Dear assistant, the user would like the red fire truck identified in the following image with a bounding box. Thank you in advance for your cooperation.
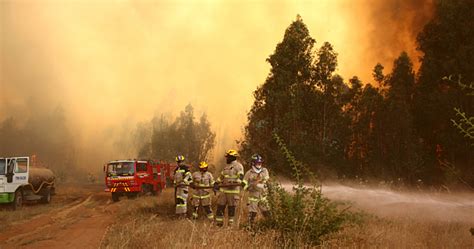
[104,159,175,202]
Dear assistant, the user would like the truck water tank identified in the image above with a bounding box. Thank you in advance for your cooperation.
[29,167,55,190]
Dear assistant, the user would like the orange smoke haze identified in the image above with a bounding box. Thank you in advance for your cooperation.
[0,0,434,169]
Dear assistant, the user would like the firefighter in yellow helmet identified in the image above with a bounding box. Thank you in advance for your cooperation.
[214,149,245,227]
[190,161,215,220]
[173,155,192,218]
[243,154,270,226]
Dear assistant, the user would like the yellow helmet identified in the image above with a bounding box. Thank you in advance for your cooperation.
[175,155,185,162]
[199,161,208,169]
[225,149,239,157]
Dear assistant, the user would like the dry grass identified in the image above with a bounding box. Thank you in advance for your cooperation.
[101,189,474,249]
[322,217,473,248]
[101,191,282,248]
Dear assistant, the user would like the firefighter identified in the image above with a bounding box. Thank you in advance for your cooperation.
[214,149,245,227]
[190,161,215,220]
[243,154,270,226]
[173,155,192,218]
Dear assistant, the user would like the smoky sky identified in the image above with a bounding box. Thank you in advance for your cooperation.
[0,0,434,167]
[366,0,435,74]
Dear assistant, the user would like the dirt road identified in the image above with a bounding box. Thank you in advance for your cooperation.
[0,184,117,249]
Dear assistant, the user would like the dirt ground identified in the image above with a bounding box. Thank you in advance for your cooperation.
[0,184,116,249]
[0,183,473,248]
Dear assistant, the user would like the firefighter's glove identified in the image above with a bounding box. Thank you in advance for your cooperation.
[213,182,220,192]
[241,181,246,188]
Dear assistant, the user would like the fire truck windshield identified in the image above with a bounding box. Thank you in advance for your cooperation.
[107,162,135,176]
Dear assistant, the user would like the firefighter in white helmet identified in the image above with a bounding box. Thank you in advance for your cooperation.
[243,154,270,226]
[173,155,192,218]
[214,149,245,227]
[190,161,215,220]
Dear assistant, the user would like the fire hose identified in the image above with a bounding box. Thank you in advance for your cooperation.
[175,183,243,195]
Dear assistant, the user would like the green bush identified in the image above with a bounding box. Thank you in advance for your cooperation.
[256,132,362,247]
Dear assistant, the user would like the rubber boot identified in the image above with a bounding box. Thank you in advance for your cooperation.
[204,205,214,220]
[192,206,199,220]
[215,205,225,227]
[228,206,236,226]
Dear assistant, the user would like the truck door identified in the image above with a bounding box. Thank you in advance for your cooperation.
[5,157,29,193]
[0,158,6,193]
[160,166,165,186]
[152,165,159,181]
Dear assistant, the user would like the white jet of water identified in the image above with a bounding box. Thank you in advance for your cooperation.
[281,183,474,222]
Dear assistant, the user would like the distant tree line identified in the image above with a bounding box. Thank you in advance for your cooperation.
[241,1,474,187]
[134,104,216,165]
[0,103,215,176]
[0,107,77,180]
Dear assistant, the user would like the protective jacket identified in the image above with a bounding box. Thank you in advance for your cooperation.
[244,166,270,213]
[215,160,244,226]
[174,165,192,215]
[191,171,215,219]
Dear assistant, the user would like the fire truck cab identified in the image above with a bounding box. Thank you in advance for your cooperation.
[104,159,173,202]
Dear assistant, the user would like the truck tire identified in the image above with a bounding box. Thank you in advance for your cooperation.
[11,189,23,210]
[40,188,52,204]
[144,184,152,195]
[112,192,120,202]
[138,184,149,197]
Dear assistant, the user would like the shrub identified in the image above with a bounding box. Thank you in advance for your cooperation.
[256,132,362,247]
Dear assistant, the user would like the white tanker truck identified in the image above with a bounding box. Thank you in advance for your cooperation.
[0,157,55,210]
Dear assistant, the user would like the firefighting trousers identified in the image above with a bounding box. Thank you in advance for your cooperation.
[247,191,269,213]
[215,192,240,225]
[191,194,213,219]
[175,187,188,214]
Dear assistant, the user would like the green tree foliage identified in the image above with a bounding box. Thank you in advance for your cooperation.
[382,53,425,182]
[244,7,473,187]
[452,107,474,145]
[139,104,216,164]
[445,75,474,145]
[313,43,350,168]
[259,133,360,246]
[242,16,316,174]
[372,63,385,87]
[242,16,350,176]
[345,76,385,177]
[344,54,425,183]
[414,0,474,184]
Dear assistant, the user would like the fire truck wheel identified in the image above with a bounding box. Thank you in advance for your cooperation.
[40,188,52,204]
[140,184,152,196]
[11,189,23,210]
[111,192,120,202]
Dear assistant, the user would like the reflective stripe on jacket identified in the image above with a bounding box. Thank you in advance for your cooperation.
[174,167,192,186]
[243,167,269,192]
[192,171,214,196]
[216,161,244,193]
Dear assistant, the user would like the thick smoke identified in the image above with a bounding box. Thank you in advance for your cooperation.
[0,0,435,173]
[365,0,435,76]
